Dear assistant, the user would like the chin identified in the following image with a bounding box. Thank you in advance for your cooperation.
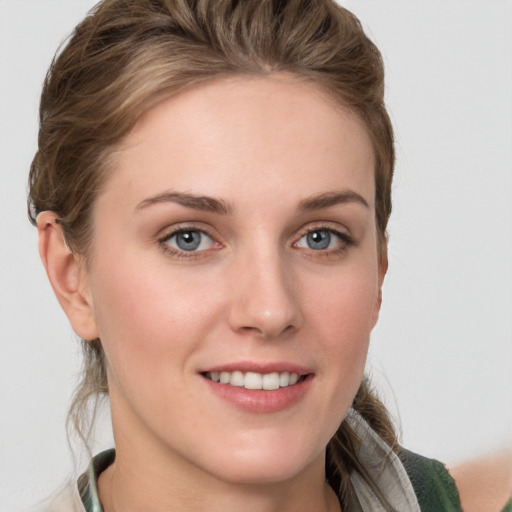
[208,459,315,486]
[198,435,327,486]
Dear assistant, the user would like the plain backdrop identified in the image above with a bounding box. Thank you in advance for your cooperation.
[1,1,511,510]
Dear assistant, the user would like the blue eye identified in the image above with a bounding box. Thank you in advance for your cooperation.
[164,229,214,252]
[296,228,349,251]
[306,230,331,250]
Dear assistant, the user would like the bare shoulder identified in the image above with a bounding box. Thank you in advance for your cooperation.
[449,450,512,512]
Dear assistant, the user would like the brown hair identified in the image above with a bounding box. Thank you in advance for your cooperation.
[28,0,396,508]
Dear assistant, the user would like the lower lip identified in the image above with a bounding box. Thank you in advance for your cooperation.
[201,375,313,413]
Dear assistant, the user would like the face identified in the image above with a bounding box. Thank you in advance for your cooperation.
[82,75,384,485]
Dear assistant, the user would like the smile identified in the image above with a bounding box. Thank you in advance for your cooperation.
[202,371,306,390]
[199,363,314,413]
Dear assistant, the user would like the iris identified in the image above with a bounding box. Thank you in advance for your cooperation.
[175,231,202,251]
[306,230,331,250]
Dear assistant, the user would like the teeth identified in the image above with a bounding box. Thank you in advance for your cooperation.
[244,372,263,390]
[205,370,303,390]
[262,372,280,390]
[230,371,244,387]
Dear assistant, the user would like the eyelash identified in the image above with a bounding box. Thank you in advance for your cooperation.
[294,225,354,257]
[158,225,220,259]
[157,224,353,259]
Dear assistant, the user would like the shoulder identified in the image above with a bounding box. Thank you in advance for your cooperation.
[398,448,462,512]
[449,451,512,512]
[399,448,512,512]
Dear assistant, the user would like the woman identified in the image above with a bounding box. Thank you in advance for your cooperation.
[26,0,511,511]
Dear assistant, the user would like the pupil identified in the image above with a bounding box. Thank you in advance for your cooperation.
[307,230,330,250]
[176,231,201,251]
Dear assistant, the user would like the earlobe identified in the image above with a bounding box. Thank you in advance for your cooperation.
[37,211,99,340]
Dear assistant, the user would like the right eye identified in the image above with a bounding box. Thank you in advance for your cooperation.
[161,228,216,254]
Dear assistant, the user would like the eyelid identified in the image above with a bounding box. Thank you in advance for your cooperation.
[158,223,209,241]
[295,221,351,240]
[158,223,222,258]
[292,223,354,254]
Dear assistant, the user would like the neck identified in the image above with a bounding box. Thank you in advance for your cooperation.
[98,433,341,512]
[99,461,341,512]
[98,388,343,512]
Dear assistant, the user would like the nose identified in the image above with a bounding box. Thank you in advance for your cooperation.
[227,248,303,340]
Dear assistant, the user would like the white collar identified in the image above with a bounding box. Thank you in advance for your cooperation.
[346,409,421,511]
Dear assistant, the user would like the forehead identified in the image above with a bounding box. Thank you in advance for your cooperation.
[103,74,375,209]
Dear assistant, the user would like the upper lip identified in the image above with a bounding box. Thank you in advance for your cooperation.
[199,361,313,376]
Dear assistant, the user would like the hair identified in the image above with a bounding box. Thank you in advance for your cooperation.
[28,0,396,508]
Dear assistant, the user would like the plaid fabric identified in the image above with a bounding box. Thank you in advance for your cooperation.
[398,449,461,511]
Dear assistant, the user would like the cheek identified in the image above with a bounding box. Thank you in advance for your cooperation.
[303,263,379,403]
[306,262,379,345]
[89,256,220,385]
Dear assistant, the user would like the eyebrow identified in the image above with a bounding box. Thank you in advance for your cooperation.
[136,189,368,215]
[298,191,369,212]
[136,191,232,215]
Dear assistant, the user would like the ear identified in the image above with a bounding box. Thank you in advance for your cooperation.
[372,246,388,327]
[37,211,99,340]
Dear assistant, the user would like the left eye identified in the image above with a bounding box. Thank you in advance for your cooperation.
[164,229,214,252]
[296,228,346,251]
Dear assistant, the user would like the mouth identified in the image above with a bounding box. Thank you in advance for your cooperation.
[201,370,308,390]
[198,362,314,413]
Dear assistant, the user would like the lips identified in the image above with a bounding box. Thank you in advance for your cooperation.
[199,363,313,413]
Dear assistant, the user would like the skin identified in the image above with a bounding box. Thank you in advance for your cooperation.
[38,75,386,512]
[450,451,512,512]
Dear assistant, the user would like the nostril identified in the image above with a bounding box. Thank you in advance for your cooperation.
[236,323,296,340]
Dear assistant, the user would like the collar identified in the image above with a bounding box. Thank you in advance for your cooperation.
[77,449,115,512]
